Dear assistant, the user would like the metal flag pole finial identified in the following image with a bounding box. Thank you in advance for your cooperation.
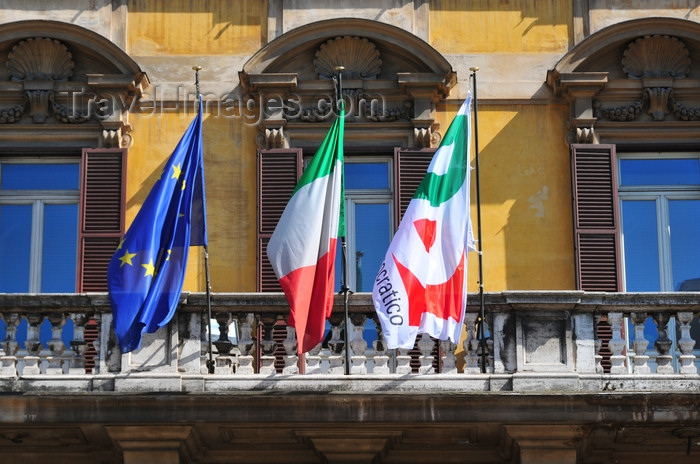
[192,65,215,375]
[470,67,487,374]
[193,65,202,105]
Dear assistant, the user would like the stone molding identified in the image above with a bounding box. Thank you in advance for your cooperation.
[0,20,148,149]
[547,17,700,146]
[240,18,456,149]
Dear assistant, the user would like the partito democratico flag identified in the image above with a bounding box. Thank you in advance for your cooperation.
[266,105,345,355]
[372,94,476,350]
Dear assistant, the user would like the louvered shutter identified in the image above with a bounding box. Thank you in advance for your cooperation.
[257,148,303,292]
[77,148,126,292]
[571,144,622,292]
[395,148,435,226]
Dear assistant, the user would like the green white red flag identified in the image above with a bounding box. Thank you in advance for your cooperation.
[373,95,475,349]
[266,107,345,354]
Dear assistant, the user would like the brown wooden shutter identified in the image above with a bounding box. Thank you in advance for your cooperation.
[77,148,126,292]
[257,148,303,292]
[570,144,622,292]
[394,148,435,226]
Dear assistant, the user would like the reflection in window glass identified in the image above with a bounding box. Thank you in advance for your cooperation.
[0,204,32,292]
[621,200,660,292]
[41,204,78,292]
[344,162,389,190]
[669,200,700,291]
[619,158,700,186]
[1,163,80,190]
[354,203,390,292]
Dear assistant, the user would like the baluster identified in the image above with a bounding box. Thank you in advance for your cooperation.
[371,315,390,374]
[417,333,434,374]
[305,343,323,374]
[481,314,494,373]
[653,313,674,374]
[463,313,480,374]
[440,340,457,374]
[326,316,345,375]
[42,314,66,375]
[258,316,277,376]
[593,314,603,374]
[607,312,627,374]
[213,313,235,374]
[282,325,299,374]
[92,313,103,375]
[18,315,42,376]
[395,348,412,375]
[630,313,650,374]
[349,314,367,374]
[236,314,255,375]
[68,313,88,374]
[677,312,697,375]
[1,314,19,376]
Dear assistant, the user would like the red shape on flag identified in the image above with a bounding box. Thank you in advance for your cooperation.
[278,238,338,354]
[393,251,466,327]
[413,218,437,252]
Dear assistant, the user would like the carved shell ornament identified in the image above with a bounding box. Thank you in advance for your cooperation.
[7,37,74,81]
[314,36,382,80]
[622,35,690,79]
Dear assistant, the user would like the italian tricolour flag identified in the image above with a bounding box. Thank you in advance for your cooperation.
[373,95,475,349]
[266,108,344,355]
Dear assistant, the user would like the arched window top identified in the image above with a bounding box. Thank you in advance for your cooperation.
[239,18,457,149]
[547,17,700,147]
[0,20,149,149]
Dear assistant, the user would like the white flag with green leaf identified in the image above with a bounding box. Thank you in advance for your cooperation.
[373,94,475,349]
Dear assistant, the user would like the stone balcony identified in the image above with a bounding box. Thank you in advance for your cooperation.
[1,291,699,393]
[2,291,700,464]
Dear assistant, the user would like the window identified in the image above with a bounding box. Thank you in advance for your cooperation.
[0,160,80,292]
[0,149,126,293]
[334,158,393,293]
[619,153,700,369]
[258,148,434,293]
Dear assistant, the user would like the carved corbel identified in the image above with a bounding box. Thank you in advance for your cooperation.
[558,72,608,138]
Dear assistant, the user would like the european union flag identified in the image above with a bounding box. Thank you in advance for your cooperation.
[107,103,207,354]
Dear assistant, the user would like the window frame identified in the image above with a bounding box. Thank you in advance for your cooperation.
[0,158,81,292]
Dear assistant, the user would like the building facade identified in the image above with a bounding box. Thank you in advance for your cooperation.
[1,1,699,463]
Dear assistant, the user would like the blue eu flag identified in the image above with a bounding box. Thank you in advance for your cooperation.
[107,103,207,353]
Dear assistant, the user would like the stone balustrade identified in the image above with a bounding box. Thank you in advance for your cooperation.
[0,291,698,393]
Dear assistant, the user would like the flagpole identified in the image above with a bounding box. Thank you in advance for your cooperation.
[192,66,215,375]
[470,67,487,374]
[333,66,351,376]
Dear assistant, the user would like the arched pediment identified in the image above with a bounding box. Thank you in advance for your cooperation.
[0,20,149,149]
[547,18,700,146]
[240,18,456,149]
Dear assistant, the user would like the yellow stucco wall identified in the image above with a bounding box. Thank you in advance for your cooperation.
[123,0,577,293]
[127,0,265,55]
[434,101,575,291]
[126,108,259,292]
[431,0,572,53]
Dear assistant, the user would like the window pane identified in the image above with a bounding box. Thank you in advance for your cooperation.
[669,200,700,291]
[621,200,660,291]
[41,204,78,292]
[345,162,389,190]
[0,204,32,292]
[354,203,391,292]
[1,163,80,190]
[620,159,700,186]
